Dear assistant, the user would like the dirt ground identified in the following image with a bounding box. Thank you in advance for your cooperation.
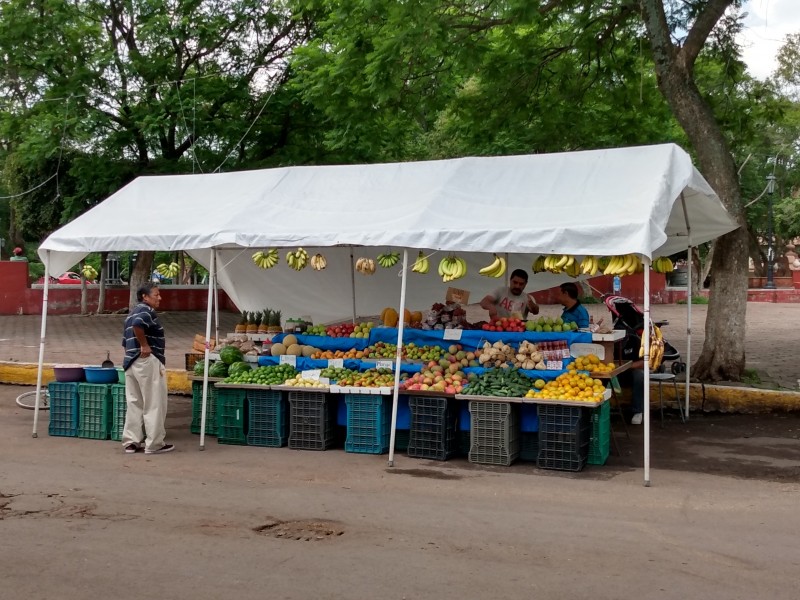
[2,383,799,600]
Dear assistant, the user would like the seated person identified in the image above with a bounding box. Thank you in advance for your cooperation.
[614,332,645,425]
[479,269,540,320]
[9,247,28,262]
[558,282,590,328]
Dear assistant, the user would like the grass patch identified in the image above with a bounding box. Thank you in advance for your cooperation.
[676,296,709,305]
[741,368,762,386]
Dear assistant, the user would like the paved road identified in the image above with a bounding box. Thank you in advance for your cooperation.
[1,303,798,388]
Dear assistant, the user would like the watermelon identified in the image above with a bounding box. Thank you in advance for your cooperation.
[193,360,207,376]
[208,361,229,378]
[219,346,244,365]
[228,361,251,377]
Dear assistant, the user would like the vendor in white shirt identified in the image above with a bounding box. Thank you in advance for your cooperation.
[480,269,540,320]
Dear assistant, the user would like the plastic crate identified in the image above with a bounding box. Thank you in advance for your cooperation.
[457,430,471,456]
[537,404,591,472]
[185,352,204,371]
[247,389,288,447]
[394,429,410,451]
[48,382,80,437]
[520,432,539,462]
[77,383,112,440]
[191,380,219,436]
[345,394,390,454]
[110,384,127,441]
[288,391,335,451]
[520,404,539,432]
[468,401,520,466]
[588,400,611,466]
[217,388,247,445]
[407,396,457,461]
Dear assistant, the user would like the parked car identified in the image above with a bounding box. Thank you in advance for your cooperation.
[36,271,97,285]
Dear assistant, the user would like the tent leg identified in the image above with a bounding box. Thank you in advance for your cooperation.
[199,250,216,451]
[214,277,220,349]
[32,252,51,438]
[643,256,651,487]
[349,248,357,324]
[387,249,408,467]
[685,246,692,420]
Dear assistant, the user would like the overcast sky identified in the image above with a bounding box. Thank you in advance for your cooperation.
[739,0,799,80]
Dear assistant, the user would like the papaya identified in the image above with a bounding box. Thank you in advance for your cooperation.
[411,311,423,323]
[403,309,412,324]
[382,307,399,327]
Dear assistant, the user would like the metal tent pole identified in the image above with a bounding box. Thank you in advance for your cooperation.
[32,251,51,438]
[643,256,652,487]
[387,249,409,467]
[199,250,216,450]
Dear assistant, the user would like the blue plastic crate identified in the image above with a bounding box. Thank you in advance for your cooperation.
[247,389,288,447]
[48,382,80,437]
[345,394,391,454]
[458,401,471,431]
[520,404,539,432]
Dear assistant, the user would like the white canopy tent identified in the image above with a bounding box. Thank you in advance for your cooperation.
[35,143,738,485]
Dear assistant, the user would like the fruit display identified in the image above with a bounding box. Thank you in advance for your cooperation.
[362,342,398,359]
[305,324,327,335]
[652,256,675,273]
[512,340,545,370]
[355,257,376,275]
[282,376,329,388]
[381,307,399,327]
[223,364,298,385]
[403,343,446,362]
[568,354,615,374]
[209,361,229,378]
[525,372,606,402]
[525,315,579,332]
[309,253,327,271]
[154,262,179,279]
[463,368,533,397]
[320,367,359,381]
[400,364,472,394]
[543,254,576,273]
[286,248,309,270]
[252,248,279,269]
[419,302,468,330]
[212,335,257,357]
[268,335,320,358]
[303,322,374,338]
[411,251,430,274]
[218,346,244,365]
[578,256,600,276]
[377,251,400,268]
[481,316,526,332]
[309,348,367,360]
[476,340,516,368]
[640,324,665,371]
[335,368,396,388]
[438,255,467,282]
[478,253,507,278]
[603,253,643,276]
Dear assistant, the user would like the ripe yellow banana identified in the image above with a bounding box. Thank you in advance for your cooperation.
[480,254,502,276]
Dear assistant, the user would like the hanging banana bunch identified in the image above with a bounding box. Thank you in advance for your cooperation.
[479,254,506,278]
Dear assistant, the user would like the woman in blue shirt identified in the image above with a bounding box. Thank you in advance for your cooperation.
[558,282,590,328]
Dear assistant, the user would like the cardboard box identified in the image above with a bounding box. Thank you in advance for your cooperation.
[446,287,470,305]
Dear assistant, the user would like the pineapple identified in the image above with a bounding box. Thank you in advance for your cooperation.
[269,309,282,333]
[235,311,247,334]
[246,311,258,334]
[258,309,270,334]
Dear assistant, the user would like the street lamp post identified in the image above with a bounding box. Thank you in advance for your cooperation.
[765,174,777,290]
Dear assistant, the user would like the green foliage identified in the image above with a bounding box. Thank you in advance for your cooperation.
[741,368,762,387]
[677,296,710,305]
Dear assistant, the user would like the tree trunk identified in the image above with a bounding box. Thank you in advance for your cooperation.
[642,0,747,382]
[128,251,155,309]
[690,246,703,291]
[98,252,108,313]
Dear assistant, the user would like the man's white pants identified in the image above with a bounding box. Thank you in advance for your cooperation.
[123,355,168,452]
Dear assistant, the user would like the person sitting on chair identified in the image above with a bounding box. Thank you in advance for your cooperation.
[10,247,28,262]
[558,282,590,328]
[615,332,645,425]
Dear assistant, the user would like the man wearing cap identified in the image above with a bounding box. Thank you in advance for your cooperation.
[9,247,28,262]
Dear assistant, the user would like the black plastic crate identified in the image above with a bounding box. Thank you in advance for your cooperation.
[394,429,410,451]
[247,389,288,447]
[191,380,219,436]
[110,384,127,442]
[345,394,390,455]
[407,396,457,461]
[217,388,247,445]
[288,391,335,451]
[457,430,471,456]
[537,404,591,472]
[48,382,80,437]
[520,432,539,462]
[77,383,112,440]
[468,401,520,467]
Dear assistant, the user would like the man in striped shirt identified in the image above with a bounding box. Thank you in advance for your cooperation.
[121,284,174,454]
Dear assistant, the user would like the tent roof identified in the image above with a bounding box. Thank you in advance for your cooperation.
[39,143,738,277]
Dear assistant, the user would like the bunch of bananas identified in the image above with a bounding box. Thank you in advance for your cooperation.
[543,254,575,273]
[286,248,309,270]
[310,253,327,271]
[82,264,99,281]
[355,257,376,275]
[439,255,467,282]
[411,251,430,274]
[639,325,665,370]
[603,254,643,276]
[579,256,600,276]
[652,256,675,273]
[479,254,507,278]
[531,255,546,273]
[252,248,279,269]
[154,262,179,278]
[377,251,400,268]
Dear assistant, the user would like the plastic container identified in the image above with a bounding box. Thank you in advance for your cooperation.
[53,364,86,383]
[84,366,119,384]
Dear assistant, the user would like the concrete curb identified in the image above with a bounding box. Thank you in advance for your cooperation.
[0,361,191,395]
[2,361,799,411]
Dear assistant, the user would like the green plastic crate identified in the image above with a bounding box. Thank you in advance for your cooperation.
[191,380,219,436]
[110,384,127,441]
[217,388,247,445]
[588,400,611,466]
[78,383,112,440]
[48,382,80,437]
